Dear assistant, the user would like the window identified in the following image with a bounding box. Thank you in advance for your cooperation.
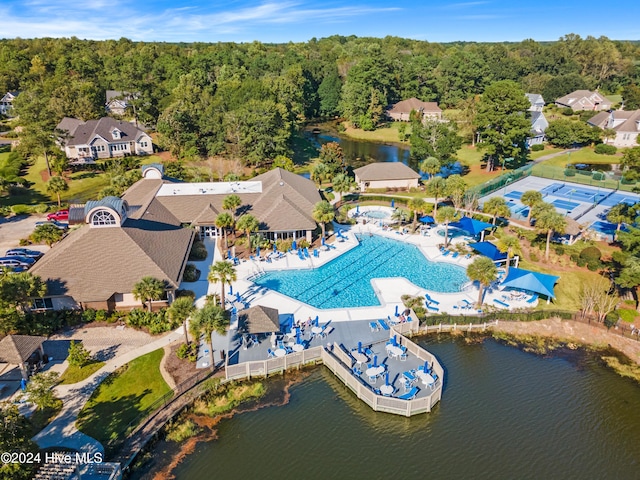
[33,298,53,310]
[91,209,117,226]
[140,141,148,148]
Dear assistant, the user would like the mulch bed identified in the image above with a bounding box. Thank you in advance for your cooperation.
[164,342,198,386]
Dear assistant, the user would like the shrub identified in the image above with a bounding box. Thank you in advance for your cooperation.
[95,310,107,322]
[82,308,97,323]
[183,264,200,282]
[579,246,601,264]
[67,340,93,367]
[10,204,31,215]
[189,240,208,261]
[276,238,293,252]
[176,343,197,362]
[34,204,49,214]
[19,238,31,246]
[587,262,600,271]
[176,289,196,299]
[297,239,310,248]
[531,144,544,152]
[554,245,565,255]
[595,144,617,155]
[529,252,539,262]
[561,107,574,116]
[564,168,576,176]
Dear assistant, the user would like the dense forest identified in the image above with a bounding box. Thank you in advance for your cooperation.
[2,34,640,166]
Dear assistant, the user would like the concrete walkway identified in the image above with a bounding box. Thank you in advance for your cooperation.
[33,328,184,455]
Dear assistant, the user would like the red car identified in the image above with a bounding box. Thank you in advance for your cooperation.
[47,209,69,221]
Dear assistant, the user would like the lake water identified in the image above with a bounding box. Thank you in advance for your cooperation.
[166,337,640,479]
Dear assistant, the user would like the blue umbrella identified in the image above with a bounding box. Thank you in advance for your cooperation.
[296,329,301,344]
[227,249,232,259]
[394,305,399,317]
[229,284,233,296]
[392,336,396,346]
[231,306,237,315]
[292,240,297,250]
[373,355,378,367]
[391,199,395,208]
[385,372,390,385]
[321,237,326,246]
[20,378,27,391]
[424,360,429,372]
[236,292,241,303]
[256,245,260,257]
[358,341,362,353]
[356,205,360,214]
[314,316,319,327]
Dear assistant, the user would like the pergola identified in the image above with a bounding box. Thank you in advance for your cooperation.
[0,335,47,380]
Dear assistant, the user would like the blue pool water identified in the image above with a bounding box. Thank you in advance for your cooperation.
[363,210,389,220]
[253,235,468,309]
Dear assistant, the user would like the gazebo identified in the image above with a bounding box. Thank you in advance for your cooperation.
[0,334,47,380]
[500,267,560,303]
[238,305,281,334]
[450,216,494,241]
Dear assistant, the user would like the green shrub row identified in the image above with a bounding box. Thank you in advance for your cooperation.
[594,144,617,155]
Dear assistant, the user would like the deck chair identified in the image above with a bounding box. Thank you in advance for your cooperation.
[369,321,380,332]
[398,386,418,400]
[267,349,276,358]
[378,319,390,330]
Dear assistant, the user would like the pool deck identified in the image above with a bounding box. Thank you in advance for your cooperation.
[221,220,537,328]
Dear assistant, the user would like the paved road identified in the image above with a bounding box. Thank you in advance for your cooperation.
[0,214,48,253]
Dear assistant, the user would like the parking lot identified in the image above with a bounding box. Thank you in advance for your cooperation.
[0,214,49,255]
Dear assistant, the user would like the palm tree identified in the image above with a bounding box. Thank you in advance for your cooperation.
[208,261,237,308]
[391,208,409,224]
[331,173,353,202]
[436,206,458,247]
[311,162,329,186]
[419,156,441,180]
[495,233,521,274]
[407,197,427,232]
[483,197,511,225]
[312,200,335,239]
[236,214,259,251]
[426,176,447,217]
[168,296,196,344]
[222,194,242,232]
[215,212,234,249]
[607,204,634,241]
[521,190,543,223]
[467,256,498,308]
[535,209,567,260]
[189,303,229,341]
[132,276,165,312]
[47,176,68,207]
[31,223,64,247]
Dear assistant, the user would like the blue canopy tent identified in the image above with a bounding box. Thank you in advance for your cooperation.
[500,267,560,302]
[419,215,435,224]
[450,216,494,241]
[469,242,508,262]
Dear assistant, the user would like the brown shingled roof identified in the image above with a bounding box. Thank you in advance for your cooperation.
[238,305,280,333]
[387,98,441,115]
[0,335,46,364]
[354,162,421,182]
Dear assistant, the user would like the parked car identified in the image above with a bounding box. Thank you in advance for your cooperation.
[35,220,68,230]
[0,264,28,273]
[5,248,44,259]
[0,257,34,269]
[47,209,69,221]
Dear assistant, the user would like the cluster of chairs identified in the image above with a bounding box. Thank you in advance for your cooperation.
[424,293,440,312]
[242,334,259,350]
[453,298,474,311]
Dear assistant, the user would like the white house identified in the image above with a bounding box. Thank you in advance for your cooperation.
[525,93,549,145]
[105,90,137,116]
[354,162,421,192]
[0,91,19,117]
[588,110,640,147]
[56,117,153,162]
[555,90,612,111]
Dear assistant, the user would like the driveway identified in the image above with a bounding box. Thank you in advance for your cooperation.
[0,214,49,254]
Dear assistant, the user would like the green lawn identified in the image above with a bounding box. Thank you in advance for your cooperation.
[341,121,411,143]
[60,361,105,385]
[76,349,171,454]
[529,146,564,160]
[539,147,623,168]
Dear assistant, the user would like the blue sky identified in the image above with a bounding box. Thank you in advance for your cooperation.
[4,0,639,43]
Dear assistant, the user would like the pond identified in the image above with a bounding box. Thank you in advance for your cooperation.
[143,337,640,480]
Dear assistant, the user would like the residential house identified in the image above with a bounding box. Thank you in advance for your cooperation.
[555,90,612,111]
[525,93,549,145]
[105,90,137,116]
[354,162,421,192]
[56,116,153,162]
[386,98,442,122]
[30,166,322,311]
[0,91,19,116]
[588,110,640,147]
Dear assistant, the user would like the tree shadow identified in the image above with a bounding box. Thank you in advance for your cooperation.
[94,344,120,362]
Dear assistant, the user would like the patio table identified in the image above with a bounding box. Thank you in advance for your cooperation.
[366,365,385,378]
[380,384,394,396]
[351,351,369,365]
[291,344,304,352]
[311,326,323,335]
[274,348,287,357]
[386,345,403,358]
[416,370,435,386]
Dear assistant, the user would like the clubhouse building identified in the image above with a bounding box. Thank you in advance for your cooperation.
[30,166,321,311]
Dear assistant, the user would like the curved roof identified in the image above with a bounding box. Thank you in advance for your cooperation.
[85,196,126,217]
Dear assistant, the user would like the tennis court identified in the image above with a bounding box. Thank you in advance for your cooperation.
[479,175,640,240]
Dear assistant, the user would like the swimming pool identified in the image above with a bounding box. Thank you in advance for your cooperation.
[364,210,390,219]
[253,235,468,309]
[436,227,467,239]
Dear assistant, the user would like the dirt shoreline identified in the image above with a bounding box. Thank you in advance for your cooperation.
[490,318,640,365]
